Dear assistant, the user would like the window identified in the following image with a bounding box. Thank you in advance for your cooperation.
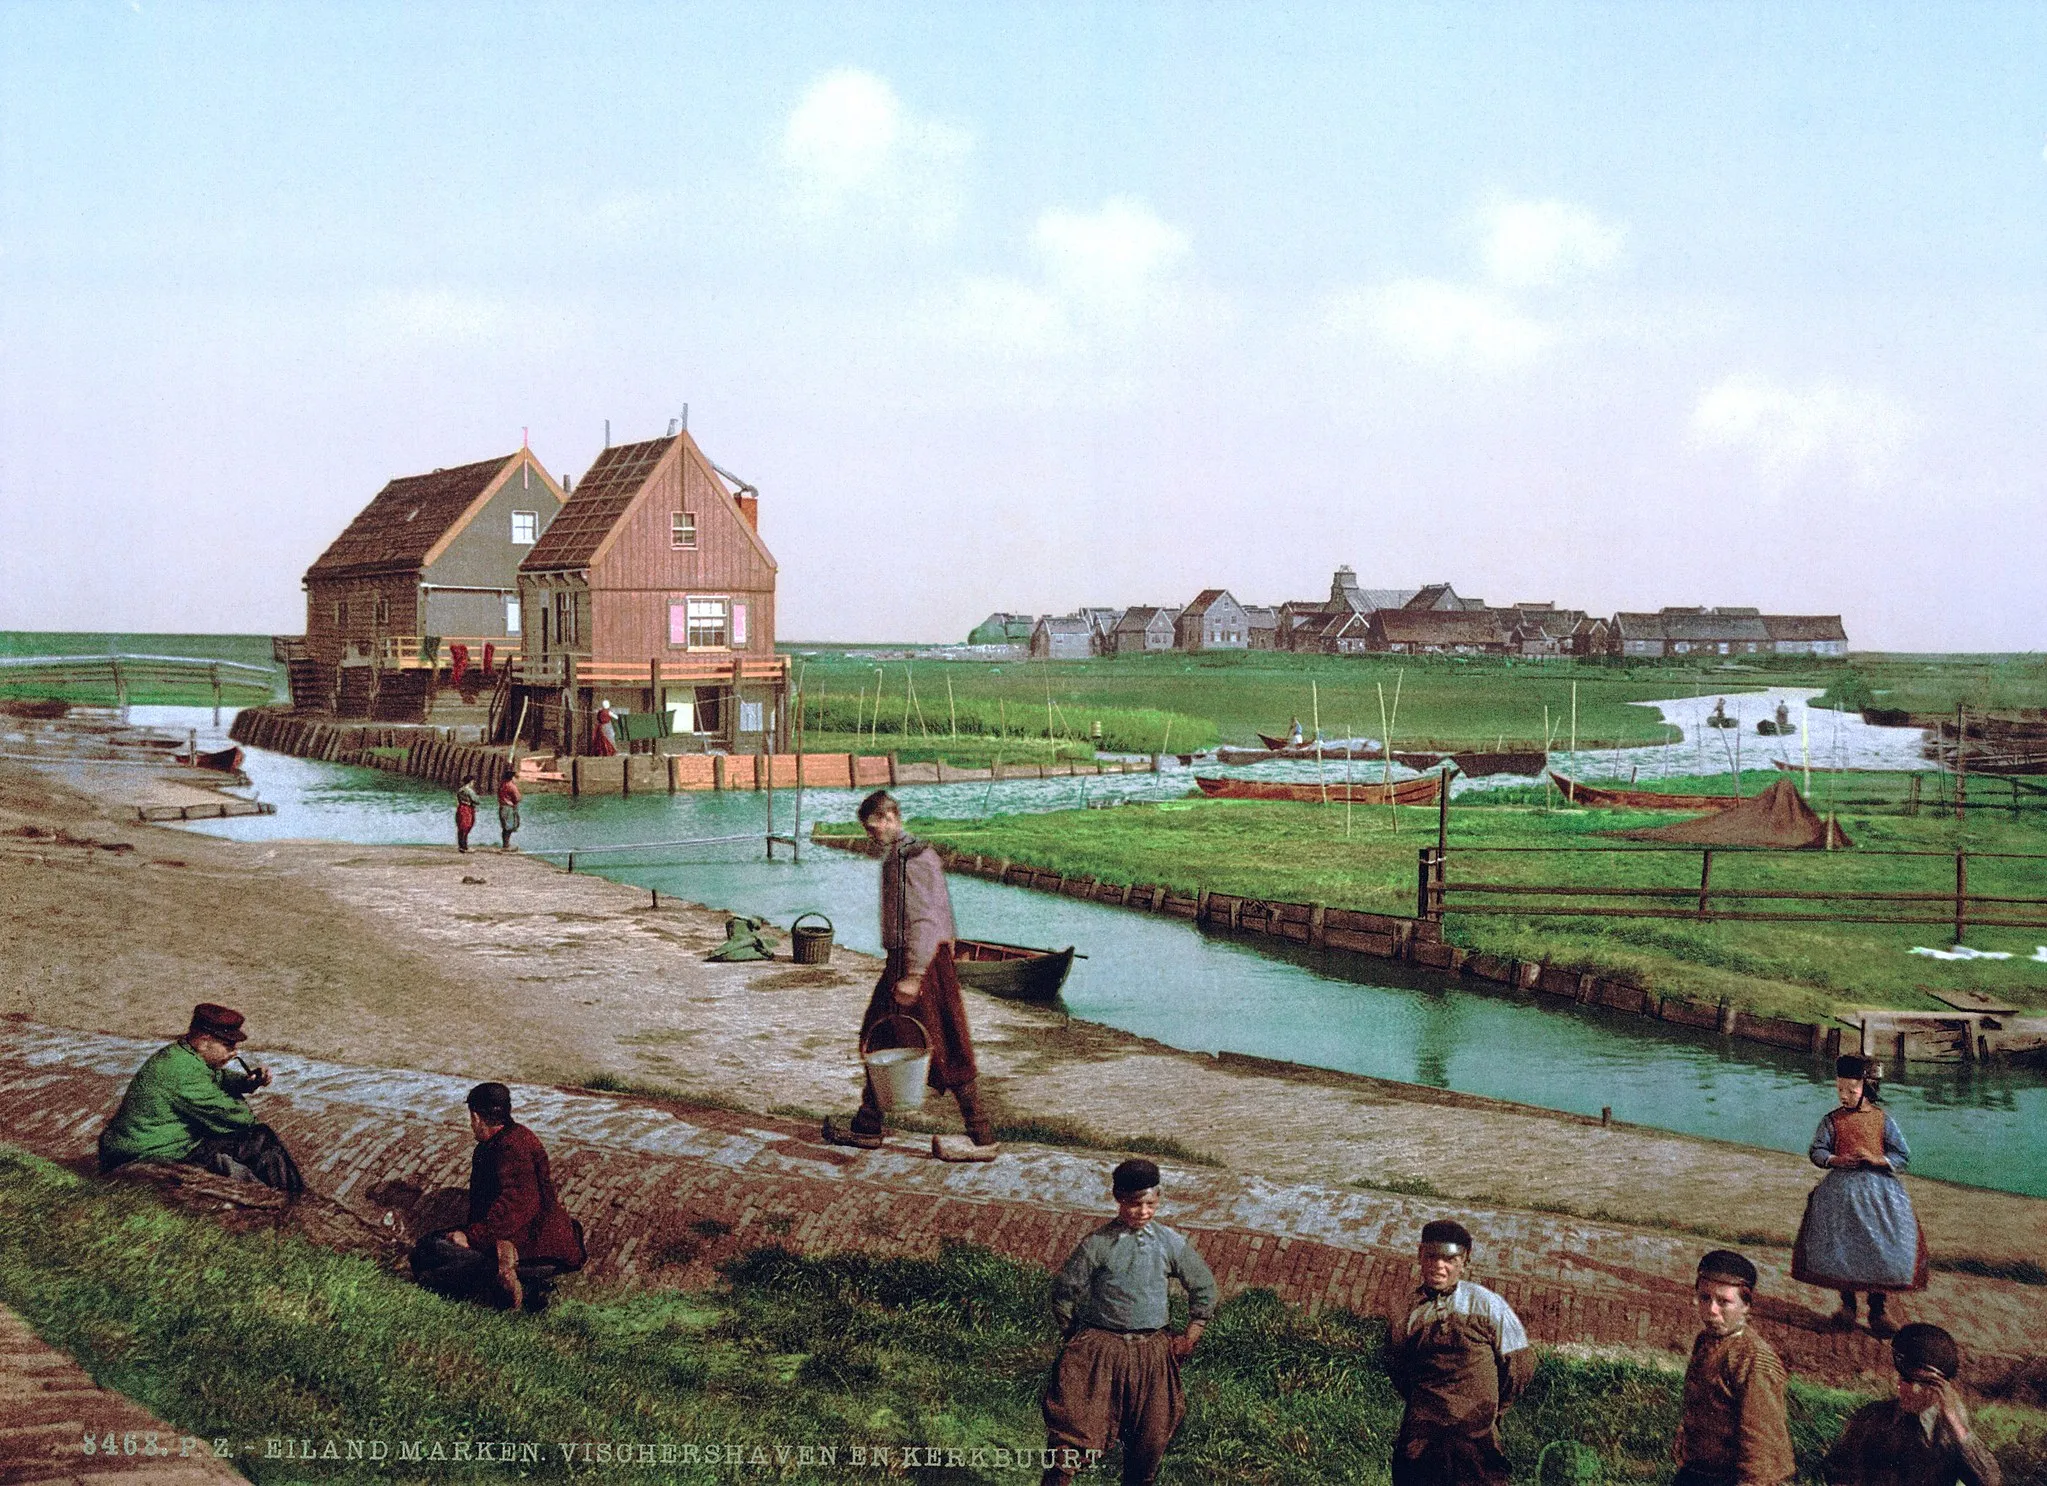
[504,597,520,636]
[511,510,538,544]
[552,591,578,646]
[686,596,729,649]
[671,511,697,549]
[739,700,764,734]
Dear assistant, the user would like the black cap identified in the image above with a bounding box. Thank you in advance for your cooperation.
[1893,1323,1960,1381]
[1696,1249,1758,1289]
[1420,1219,1473,1253]
[1112,1159,1161,1197]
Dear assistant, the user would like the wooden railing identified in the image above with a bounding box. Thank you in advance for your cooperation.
[511,654,787,688]
[372,636,522,670]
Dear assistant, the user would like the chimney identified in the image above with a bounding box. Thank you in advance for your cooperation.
[736,493,759,531]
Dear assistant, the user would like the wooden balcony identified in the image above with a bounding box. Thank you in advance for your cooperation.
[512,653,788,688]
[373,636,522,670]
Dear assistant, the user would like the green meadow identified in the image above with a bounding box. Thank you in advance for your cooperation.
[9,1147,2043,1485]
[826,773,2047,1023]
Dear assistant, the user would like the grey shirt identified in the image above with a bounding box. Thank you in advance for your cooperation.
[880,837,956,977]
[1050,1218,1218,1333]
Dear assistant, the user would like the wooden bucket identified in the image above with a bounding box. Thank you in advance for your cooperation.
[791,911,834,965]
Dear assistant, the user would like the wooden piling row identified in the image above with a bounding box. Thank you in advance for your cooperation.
[810,829,1846,1064]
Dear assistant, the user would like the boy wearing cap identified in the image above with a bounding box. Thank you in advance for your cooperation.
[1389,1218,1533,1486]
[1040,1159,1218,1486]
[1823,1323,2001,1486]
[1675,1249,1795,1486]
[97,1003,305,1194]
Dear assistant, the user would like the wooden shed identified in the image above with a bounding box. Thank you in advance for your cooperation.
[292,449,566,715]
[511,431,786,754]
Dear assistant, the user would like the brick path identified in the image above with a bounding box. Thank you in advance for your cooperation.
[0,1302,244,1484]
[2,1023,2040,1408]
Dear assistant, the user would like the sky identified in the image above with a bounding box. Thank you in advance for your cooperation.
[1,2,2042,649]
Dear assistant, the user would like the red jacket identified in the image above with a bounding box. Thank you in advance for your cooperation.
[464,1121,584,1268]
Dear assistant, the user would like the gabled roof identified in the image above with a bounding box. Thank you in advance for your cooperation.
[523,433,774,575]
[1182,588,1245,618]
[1036,613,1093,636]
[1244,606,1278,630]
[1405,583,1460,611]
[1371,609,1509,645]
[1658,608,1772,644]
[1115,605,1176,633]
[1762,614,1848,641]
[1341,587,1417,613]
[306,452,548,580]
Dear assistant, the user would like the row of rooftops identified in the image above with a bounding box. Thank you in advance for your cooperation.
[303,433,770,585]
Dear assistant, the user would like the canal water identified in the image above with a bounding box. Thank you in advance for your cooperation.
[146,705,2047,1199]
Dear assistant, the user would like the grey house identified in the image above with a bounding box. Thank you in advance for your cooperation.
[1112,606,1179,654]
[1176,589,1250,650]
[1763,615,1849,656]
[1030,614,1095,660]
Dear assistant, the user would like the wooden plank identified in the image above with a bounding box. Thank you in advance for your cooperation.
[1924,988,2020,1015]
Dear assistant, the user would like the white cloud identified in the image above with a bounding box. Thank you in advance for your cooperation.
[777,69,971,238]
[1479,199,1624,289]
[1689,375,1920,484]
[937,198,1204,355]
[1332,278,1551,368]
[1032,198,1190,306]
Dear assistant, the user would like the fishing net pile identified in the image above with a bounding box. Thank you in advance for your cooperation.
[1610,778,1852,849]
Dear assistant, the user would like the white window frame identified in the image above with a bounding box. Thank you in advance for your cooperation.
[511,510,538,544]
[504,597,520,636]
[684,595,730,650]
[671,511,697,550]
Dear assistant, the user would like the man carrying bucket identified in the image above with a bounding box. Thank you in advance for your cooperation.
[822,790,1000,1162]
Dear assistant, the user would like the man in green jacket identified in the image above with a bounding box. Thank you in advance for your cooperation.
[98,1003,305,1195]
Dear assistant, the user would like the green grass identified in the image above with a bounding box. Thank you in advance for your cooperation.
[782,650,1853,752]
[1813,654,2047,717]
[14,1146,2043,1483]
[0,630,285,706]
[834,783,2047,1023]
[795,730,1099,766]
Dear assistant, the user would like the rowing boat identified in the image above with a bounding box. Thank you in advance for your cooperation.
[1546,772,1739,810]
[951,940,1077,1004]
[1395,749,1547,777]
[1218,744,1383,764]
[1194,773,1444,804]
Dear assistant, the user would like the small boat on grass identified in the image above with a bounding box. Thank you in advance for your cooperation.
[1195,773,1444,805]
[952,939,1077,1004]
[1546,772,1739,810]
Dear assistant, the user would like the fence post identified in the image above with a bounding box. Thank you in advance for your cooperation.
[1954,849,1966,946]
[1697,849,1713,919]
[1907,774,1920,817]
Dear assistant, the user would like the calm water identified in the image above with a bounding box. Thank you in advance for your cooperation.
[145,706,2047,1198]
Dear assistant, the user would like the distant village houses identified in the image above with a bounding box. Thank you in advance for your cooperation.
[975,566,1848,662]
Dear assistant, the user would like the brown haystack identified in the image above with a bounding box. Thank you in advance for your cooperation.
[1611,778,1851,849]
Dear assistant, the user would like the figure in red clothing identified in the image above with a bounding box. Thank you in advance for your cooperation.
[591,699,618,756]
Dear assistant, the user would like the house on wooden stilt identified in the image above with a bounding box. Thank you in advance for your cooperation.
[511,430,785,755]
[287,450,567,717]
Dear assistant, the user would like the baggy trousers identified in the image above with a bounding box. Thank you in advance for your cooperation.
[184,1126,305,1195]
[1041,1328,1184,1486]
[409,1234,567,1310]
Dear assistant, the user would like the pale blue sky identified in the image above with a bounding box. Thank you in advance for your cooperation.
[3,2,2042,647]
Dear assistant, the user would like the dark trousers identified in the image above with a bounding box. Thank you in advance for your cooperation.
[183,1125,305,1195]
[457,824,473,851]
[410,1234,566,1311]
[1041,1328,1184,1486]
[852,1075,991,1145]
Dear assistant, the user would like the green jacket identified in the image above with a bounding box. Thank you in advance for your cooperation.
[99,1040,259,1164]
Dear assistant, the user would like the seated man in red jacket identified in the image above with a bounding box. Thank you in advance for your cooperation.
[410,1082,584,1311]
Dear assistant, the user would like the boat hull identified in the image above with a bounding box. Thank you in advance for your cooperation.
[951,940,1076,1004]
[1194,774,1444,804]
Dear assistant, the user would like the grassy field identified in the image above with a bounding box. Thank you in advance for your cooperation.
[796,730,1100,766]
[1814,654,2047,717]
[10,1147,2042,1484]
[783,649,1850,752]
[0,631,284,706]
[836,774,2047,1023]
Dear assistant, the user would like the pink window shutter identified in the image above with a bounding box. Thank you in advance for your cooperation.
[669,602,688,646]
[732,603,748,644]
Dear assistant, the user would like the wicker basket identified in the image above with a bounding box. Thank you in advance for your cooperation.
[791,911,834,965]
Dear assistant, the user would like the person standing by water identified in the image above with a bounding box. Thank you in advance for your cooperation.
[1793,1055,1928,1338]
[591,699,618,756]
[496,769,522,851]
[821,789,999,1162]
[454,777,481,853]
